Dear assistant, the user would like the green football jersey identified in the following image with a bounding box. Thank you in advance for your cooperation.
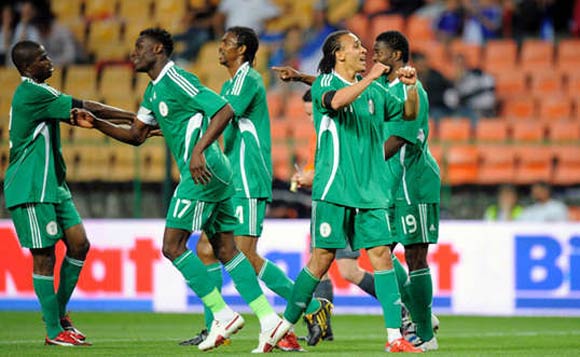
[137,61,234,202]
[311,72,404,209]
[4,77,73,209]
[383,78,441,205]
[220,62,272,200]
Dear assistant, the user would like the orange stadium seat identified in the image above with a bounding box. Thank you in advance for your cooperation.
[511,121,545,143]
[87,20,122,53]
[118,0,153,21]
[494,71,527,99]
[566,72,580,98]
[363,0,390,15]
[547,121,580,143]
[270,119,290,142]
[557,39,580,69]
[520,39,554,73]
[444,145,479,185]
[272,142,291,180]
[428,143,443,167]
[477,145,516,184]
[99,66,134,101]
[84,0,117,20]
[285,93,310,121]
[450,40,482,69]
[406,15,434,42]
[553,146,580,185]
[0,67,22,95]
[483,39,517,72]
[61,144,108,182]
[502,97,536,121]
[51,0,83,23]
[69,126,108,143]
[64,65,99,100]
[438,118,471,142]
[530,71,563,97]
[291,117,316,144]
[427,120,438,142]
[0,146,8,180]
[538,97,573,122]
[514,146,553,184]
[345,13,370,46]
[105,143,137,182]
[136,143,165,182]
[267,92,283,119]
[370,15,405,45]
[475,119,509,143]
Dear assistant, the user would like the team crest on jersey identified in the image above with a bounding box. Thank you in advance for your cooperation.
[46,221,58,236]
[368,99,374,114]
[319,222,332,238]
[159,101,168,117]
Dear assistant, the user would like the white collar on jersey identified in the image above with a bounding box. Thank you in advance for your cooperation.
[389,78,400,87]
[152,60,175,85]
[332,70,357,85]
[233,62,250,78]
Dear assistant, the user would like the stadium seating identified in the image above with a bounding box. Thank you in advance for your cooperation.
[64,65,99,99]
[477,145,516,184]
[552,146,580,185]
[346,13,370,46]
[444,145,479,185]
[494,71,527,99]
[106,143,137,182]
[483,39,517,72]
[270,120,290,142]
[538,97,574,122]
[438,118,471,142]
[0,146,9,180]
[406,15,434,42]
[271,142,291,180]
[511,121,545,143]
[502,97,536,121]
[136,142,166,183]
[370,15,405,45]
[267,92,283,119]
[514,146,553,184]
[556,39,580,69]
[475,119,509,143]
[450,40,482,69]
[547,121,580,143]
[99,66,134,102]
[530,71,563,98]
[520,39,554,73]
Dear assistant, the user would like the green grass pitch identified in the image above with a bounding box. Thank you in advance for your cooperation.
[0,312,579,356]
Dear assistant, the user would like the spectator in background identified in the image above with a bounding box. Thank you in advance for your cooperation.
[36,11,78,66]
[11,1,40,45]
[411,51,454,122]
[0,4,15,65]
[174,0,217,63]
[518,182,569,222]
[435,0,464,42]
[446,53,496,124]
[462,0,503,45]
[372,0,426,18]
[484,184,523,221]
[214,0,280,37]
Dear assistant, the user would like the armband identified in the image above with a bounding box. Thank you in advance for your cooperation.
[322,90,336,109]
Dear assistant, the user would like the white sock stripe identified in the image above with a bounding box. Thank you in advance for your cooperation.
[206,265,222,272]
[374,268,395,275]
[65,255,85,267]
[258,260,268,279]
[174,250,193,266]
[32,274,54,281]
[224,253,245,272]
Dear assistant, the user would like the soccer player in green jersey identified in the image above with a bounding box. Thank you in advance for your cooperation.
[272,30,422,353]
[373,30,441,351]
[73,28,288,353]
[4,40,139,347]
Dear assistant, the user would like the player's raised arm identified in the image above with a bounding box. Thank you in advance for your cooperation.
[189,104,235,184]
[396,66,419,120]
[81,100,137,123]
[325,62,389,111]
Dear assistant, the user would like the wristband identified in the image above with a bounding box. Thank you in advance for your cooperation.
[406,84,417,91]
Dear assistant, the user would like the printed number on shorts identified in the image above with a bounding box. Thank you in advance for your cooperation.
[173,199,192,218]
[400,214,417,235]
[235,205,244,224]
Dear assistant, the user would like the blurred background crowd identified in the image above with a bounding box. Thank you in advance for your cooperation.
[1,0,579,221]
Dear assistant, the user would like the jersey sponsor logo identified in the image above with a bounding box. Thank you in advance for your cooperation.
[46,221,58,236]
[159,102,168,117]
[319,222,332,238]
[368,99,374,114]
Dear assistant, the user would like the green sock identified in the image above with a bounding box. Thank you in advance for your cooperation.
[375,269,402,328]
[409,268,434,341]
[33,274,63,339]
[283,268,320,324]
[203,263,222,330]
[259,260,321,314]
[172,251,215,298]
[56,256,84,318]
[225,253,274,317]
[392,255,412,311]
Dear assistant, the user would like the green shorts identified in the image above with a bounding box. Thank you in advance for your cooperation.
[311,200,393,251]
[166,196,239,237]
[9,199,82,249]
[232,197,267,237]
[389,203,439,246]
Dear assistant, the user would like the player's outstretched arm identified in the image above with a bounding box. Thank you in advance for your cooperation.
[272,66,316,85]
[72,108,151,146]
[397,66,419,120]
[189,104,235,185]
[81,100,136,123]
[327,63,389,111]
